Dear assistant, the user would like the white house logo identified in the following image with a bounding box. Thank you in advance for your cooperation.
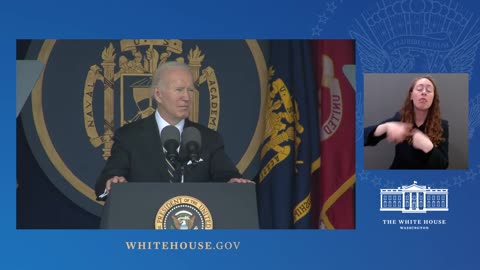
[379,181,449,230]
[380,181,448,213]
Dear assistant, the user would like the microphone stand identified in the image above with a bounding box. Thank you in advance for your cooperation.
[180,165,185,183]
[177,156,200,183]
[175,158,186,183]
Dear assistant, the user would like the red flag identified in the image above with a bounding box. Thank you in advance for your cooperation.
[313,40,355,229]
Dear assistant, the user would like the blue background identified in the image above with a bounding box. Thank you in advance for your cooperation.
[5,0,480,269]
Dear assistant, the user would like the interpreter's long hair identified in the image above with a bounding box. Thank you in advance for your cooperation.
[400,76,445,146]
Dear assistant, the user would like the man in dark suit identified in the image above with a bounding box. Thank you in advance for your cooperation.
[95,61,253,199]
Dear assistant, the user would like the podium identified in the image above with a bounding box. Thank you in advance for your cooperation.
[100,183,259,229]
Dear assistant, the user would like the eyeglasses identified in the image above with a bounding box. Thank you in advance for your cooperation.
[414,85,433,94]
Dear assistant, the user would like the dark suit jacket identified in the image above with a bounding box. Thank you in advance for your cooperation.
[95,114,242,198]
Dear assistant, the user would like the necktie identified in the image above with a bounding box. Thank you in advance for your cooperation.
[165,158,177,183]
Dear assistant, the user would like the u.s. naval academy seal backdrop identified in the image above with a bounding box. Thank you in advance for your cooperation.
[19,40,267,221]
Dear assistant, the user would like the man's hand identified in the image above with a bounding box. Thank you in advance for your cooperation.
[106,176,128,192]
[228,178,255,184]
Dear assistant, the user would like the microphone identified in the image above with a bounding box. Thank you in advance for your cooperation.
[160,125,180,163]
[180,126,202,163]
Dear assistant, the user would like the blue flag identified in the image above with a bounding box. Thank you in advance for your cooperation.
[258,41,321,229]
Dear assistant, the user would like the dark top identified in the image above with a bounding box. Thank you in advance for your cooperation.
[364,112,449,169]
[95,114,242,198]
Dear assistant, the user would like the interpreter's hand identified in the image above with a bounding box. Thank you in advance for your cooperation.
[228,178,255,184]
[376,122,413,144]
[106,176,128,192]
[411,129,434,153]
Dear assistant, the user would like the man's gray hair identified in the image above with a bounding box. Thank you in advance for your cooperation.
[151,61,193,96]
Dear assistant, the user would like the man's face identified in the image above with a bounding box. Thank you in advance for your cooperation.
[154,68,194,124]
[410,78,435,112]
